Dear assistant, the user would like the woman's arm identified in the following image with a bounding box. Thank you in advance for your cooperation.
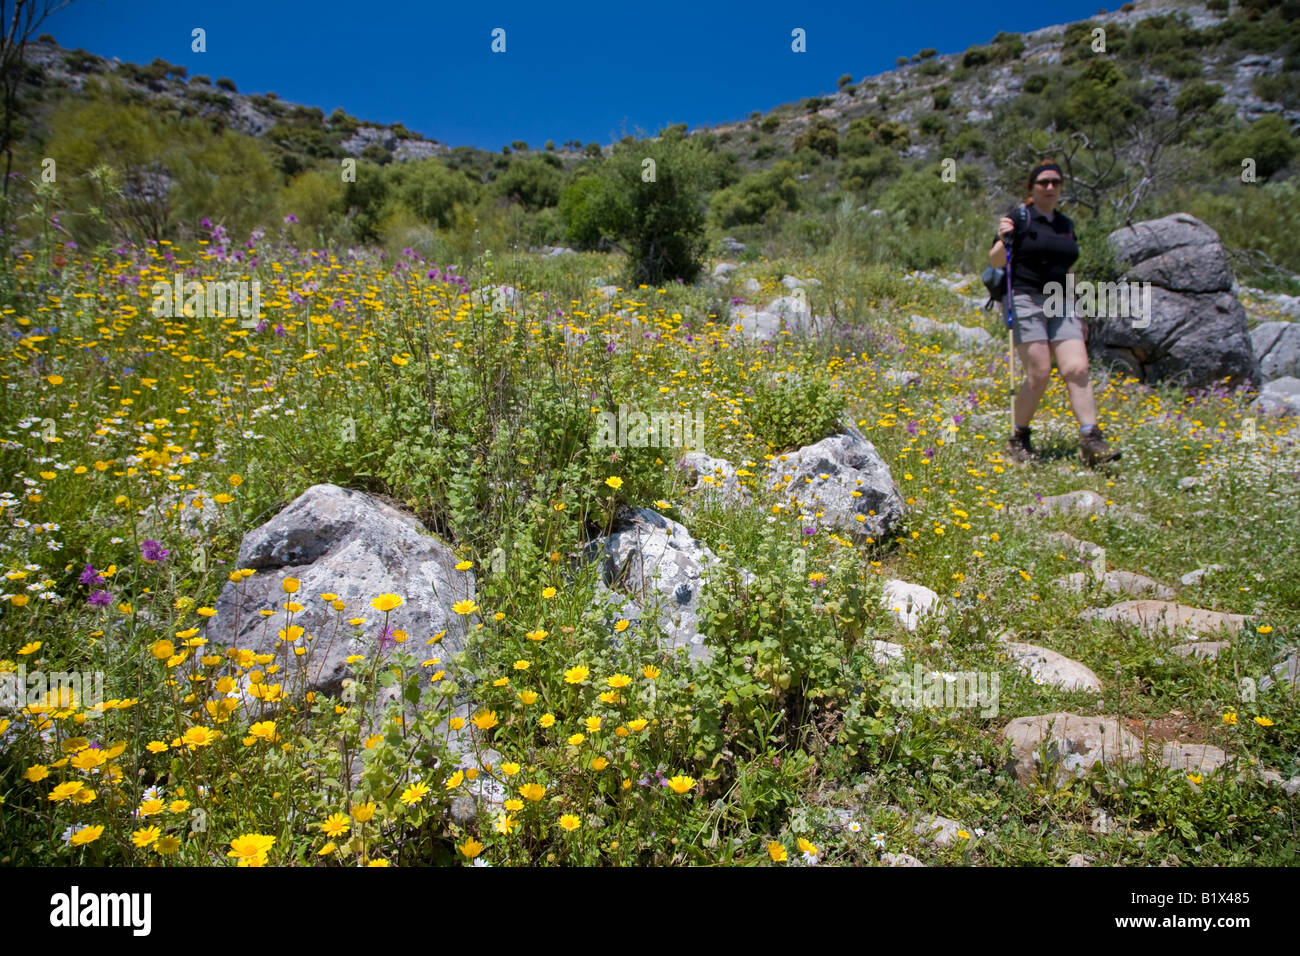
[989,239,1006,269]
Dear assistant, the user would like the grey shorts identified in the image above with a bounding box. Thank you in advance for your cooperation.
[1002,290,1085,346]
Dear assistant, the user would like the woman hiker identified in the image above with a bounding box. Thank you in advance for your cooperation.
[988,158,1121,468]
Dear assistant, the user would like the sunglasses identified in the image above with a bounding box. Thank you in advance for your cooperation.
[1035,178,1062,186]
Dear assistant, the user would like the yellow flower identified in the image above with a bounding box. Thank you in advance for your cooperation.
[10,596,29,608]
[17,640,39,654]
[448,717,466,731]
[504,798,524,812]
[1187,773,1203,785]
[228,474,243,487]
[168,799,190,813]
[768,841,788,862]
[541,587,557,599]
[132,826,161,847]
[666,774,695,794]
[539,713,555,728]
[458,837,485,859]
[455,560,473,571]
[518,690,538,705]
[525,629,548,642]
[281,577,300,594]
[227,833,275,864]
[48,781,84,802]
[613,619,630,633]
[444,771,464,790]
[627,718,649,732]
[249,720,277,742]
[318,842,337,856]
[154,835,181,855]
[956,829,971,840]
[181,726,218,749]
[24,764,49,782]
[365,859,390,867]
[1254,716,1275,727]
[513,659,530,670]
[607,673,632,688]
[494,814,517,835]
[321,813,351,837]
[138,797,165,816]
[1223,711,1238,726]
[451,599,479,615]
[797,837,818,856]
[351,801,377,823]
[568,733,585,746]
[564,665,590,684]
[642,664,660,680]
[472,710,499,731]
[371,593,403,612]
[591,756,610,771]
[149,640,175,660]
[599,690,621,704]
[605,476,623,490]
[519,782,546,802]
[558,814,581,831]
[363,733,383,749]
[69,825,105,846]
[585,716,602,733]
[401,781,430,805]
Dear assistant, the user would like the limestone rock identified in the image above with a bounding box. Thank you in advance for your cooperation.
[206,484,476,696]
[1078,600,1247,640]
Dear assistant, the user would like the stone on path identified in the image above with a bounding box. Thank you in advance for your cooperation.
[1051,570,1175,600]
[999,640,1103,692]
[1002,712,1144,787]
[881,579,945,632]
[1169,641,1230,661]
[1078,600,1247,639]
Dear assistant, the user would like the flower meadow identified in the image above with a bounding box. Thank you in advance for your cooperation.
[1,221,1299,867]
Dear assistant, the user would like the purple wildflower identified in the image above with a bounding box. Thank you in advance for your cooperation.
[284,213,298,224]
[79,564,103,586]
[140,539,170,563]
[87,590,113,607]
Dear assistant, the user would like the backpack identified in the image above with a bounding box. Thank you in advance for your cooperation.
[980,202,1030,310]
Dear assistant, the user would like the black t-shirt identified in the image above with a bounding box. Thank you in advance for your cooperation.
[992,203,1079,294]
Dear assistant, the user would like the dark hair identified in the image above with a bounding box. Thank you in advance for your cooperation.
[1024,157,1061,202]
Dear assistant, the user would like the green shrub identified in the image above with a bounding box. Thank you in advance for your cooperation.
[747,373,846,452]
[216,77,236,91]
[932,85,952,110]
[962,46,992,68]
[1023,73,1049,95]
[761,115,780,134]
[919,59,947,77]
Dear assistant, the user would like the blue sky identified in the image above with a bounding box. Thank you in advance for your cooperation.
[47,0,1107,152]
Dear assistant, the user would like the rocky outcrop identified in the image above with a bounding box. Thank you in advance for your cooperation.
[206,484,476,696]
[1097,214,1260,388]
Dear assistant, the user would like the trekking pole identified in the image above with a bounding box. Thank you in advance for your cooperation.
[1006,237,1015,436]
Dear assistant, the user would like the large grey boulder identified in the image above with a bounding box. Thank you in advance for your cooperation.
[1249,321,1300,382]
[589,507,729,662]
[1097,214,1260,388]
[764,423,906,541]
[1108,214,1233,293]
[206,484,476,695]
[1255,376,1300,418]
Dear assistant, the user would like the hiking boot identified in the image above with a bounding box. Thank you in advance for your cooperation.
[1080,426,1121,468]
[1004,425,1039,464]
